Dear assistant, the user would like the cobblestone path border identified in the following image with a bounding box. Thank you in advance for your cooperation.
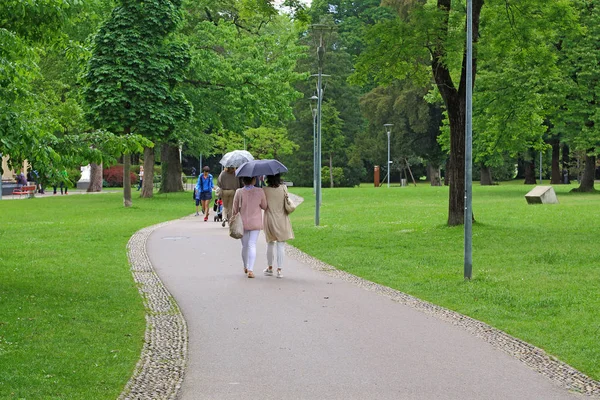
[286,243,600,398]
[119,221,187,400]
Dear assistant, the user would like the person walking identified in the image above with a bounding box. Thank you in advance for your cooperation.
[52,170,69,195]
[196,166,214,221]
[218,166,241,227]
[262,174,294,278]
[137,166,144,191]
[232,176,267,278]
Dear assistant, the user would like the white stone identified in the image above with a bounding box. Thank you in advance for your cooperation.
[525,186,559,204]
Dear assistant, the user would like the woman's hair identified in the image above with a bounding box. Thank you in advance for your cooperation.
[266,174,281,188]
[203,166,210,172]
[242,176,254,185]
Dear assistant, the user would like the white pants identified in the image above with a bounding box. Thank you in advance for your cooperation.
[267,241,285,270]
[241,230,260,271]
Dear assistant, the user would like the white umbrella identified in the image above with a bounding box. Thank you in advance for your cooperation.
[219,150,254,168]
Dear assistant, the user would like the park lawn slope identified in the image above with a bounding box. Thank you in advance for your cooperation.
[0,192,193,399]
[288,183,600,381]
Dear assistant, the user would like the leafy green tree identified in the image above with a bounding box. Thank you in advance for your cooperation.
[285,7,387,188]
[84,0,192,204]
[0,0,68,175]
[214,126,299,159]
[320,101,345,187]
[359,81,444,186]
[354,0,483,225]
[0,0,138,191]
[470,1,573,185]
[553,0,600,192]
[178,1,304,159]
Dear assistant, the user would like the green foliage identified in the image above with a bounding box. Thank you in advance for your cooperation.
[67,168,82,187]
[552,0,600,155]
[216,126,299,159]
[84,0,192,138]
[178,7,305,156]
[321,166,344,186]
[473,0,575,167]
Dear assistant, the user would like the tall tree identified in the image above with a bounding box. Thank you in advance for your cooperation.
[84,0,192,204]
[354,0,483,225]
[178,1,304,163]
[553,0,600,192]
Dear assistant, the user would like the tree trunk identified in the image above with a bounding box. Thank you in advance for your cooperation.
[160,142,183,193]
[446,98,466,225]
[428,164,441,186]
[87,162,103,192]
[123,153,132,207]
[432,0,483,225]
[550,139,561,184]
[329,153,334,188]
[480,163,494,185]
[562,144,570,184]
[524,159,536,184]
[573,154,596,192]
[444,158,450,186]
[141,146,154,198]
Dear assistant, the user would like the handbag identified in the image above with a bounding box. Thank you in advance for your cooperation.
[284,187,296,214]
[229,190,244,239]
[229,214,244,239]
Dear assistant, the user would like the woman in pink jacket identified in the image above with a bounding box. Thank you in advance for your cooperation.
[232,176,268,278]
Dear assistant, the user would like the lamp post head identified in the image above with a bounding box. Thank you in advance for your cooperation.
[384,123,393,135]
[309,95,318,117]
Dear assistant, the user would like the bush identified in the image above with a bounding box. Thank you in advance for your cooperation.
[321,166,345,187]
[67,168,81,188]
[103,165,138,187]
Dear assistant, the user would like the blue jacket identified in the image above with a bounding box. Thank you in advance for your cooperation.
[196,174,214,194]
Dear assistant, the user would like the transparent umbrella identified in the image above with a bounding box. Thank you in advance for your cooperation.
[235,159,288,177]
[219,150,254,168]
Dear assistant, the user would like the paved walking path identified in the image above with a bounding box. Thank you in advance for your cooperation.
[144,216,593,400]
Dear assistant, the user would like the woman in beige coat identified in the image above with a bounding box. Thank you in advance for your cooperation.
[262,174,294,278]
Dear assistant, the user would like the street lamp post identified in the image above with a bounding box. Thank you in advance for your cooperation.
[310,96,318,195]
[384,124,393,188]
[311,24,334,226]
[464,0,473,280]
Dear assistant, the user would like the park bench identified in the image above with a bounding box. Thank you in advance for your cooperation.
[12,185,36,199]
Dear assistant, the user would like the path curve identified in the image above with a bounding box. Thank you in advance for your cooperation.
[121,197,599,399]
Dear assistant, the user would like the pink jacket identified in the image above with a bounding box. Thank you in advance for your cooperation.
[232,186,267,231]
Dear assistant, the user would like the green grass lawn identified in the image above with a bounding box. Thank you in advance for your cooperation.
[0,192,193,399]
[1,182,598,399]
[289,181,600,380]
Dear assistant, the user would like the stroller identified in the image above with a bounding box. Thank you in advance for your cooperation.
[213,198,223,222]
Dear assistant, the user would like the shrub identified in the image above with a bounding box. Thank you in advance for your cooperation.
[103,165,138,187]
[321,166,345,187]
[67,168,82,188]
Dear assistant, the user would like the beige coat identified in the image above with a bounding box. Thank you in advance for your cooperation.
[262,185,294,242]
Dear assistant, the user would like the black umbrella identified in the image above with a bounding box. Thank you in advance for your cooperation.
[235,159,288,177]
